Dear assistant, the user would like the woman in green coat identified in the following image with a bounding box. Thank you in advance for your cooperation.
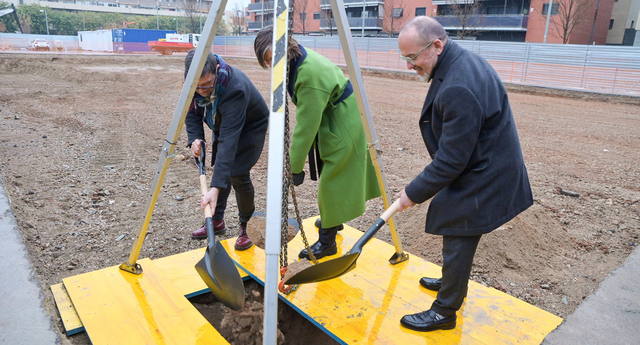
[254,26,380,260]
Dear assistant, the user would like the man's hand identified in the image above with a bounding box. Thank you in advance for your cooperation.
[201,187,220,215]
[396,188,416,213]
[191,139,203,158]
[292,171,305,186]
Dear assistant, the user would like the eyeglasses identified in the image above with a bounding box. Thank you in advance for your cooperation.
[196,83,215,91]
[399,40,435,65]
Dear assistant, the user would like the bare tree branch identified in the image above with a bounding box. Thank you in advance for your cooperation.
[293,0,309,34]
[382,0,407,36]
[446,0,484,40]
[546,0,595,44]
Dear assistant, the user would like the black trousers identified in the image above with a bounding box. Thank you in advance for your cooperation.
[430,234,482,317]
[213,174,255,224]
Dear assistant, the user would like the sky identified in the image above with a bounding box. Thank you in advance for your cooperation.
[223,0,248,12]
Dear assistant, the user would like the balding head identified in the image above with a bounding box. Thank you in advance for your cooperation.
[400,16,448,46]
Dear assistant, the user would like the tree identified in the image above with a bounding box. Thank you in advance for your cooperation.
[446,0,484,40]
[546,0,595,44]
[229,3,245,35]
[0,2,21,33]
[293,0,309,35]
[382,0,407,37]
[183,0,203,34]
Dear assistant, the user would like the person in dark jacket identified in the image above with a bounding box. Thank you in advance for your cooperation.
[184,50,269,251]
[395,17,533,332]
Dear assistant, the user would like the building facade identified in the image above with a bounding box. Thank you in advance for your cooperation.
[246,0,618,44]
[606,0,640,45]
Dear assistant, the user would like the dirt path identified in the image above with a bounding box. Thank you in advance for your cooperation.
[0,54,638,344]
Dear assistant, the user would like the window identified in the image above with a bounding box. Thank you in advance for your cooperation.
[300,12,306,21]
[415,7,426,16]
[609,19,614,29]
[393,8,403,18]
[542,3,559,15]
[313,12,320,20]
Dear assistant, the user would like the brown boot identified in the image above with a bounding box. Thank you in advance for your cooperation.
[191,219,227,239]
[234,222,253,251]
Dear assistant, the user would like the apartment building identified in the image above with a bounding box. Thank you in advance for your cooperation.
[606,0,640,45]
[246,0,616,44]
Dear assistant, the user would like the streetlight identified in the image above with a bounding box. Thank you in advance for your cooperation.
[156,0,160,30]
[173,18,178,33]
[39,8,49,35]
[543,0,553,43]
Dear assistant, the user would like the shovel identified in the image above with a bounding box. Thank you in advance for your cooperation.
[285,199,401,285]
[193,145,244,310]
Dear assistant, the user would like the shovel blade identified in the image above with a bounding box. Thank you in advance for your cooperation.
[195,241,245,310]
[285,252,361,285]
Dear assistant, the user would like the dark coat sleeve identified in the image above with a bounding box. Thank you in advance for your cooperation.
[209,88,248,189]
[405,86,485,204]
[185,100,205,147]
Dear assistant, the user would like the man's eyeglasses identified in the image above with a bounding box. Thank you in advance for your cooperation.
[400,40,435,65]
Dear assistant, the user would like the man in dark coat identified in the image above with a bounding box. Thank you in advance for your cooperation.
[396,16,533,332]
[184,50,269,251]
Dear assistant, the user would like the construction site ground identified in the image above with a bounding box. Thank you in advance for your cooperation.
[0,53,638,344]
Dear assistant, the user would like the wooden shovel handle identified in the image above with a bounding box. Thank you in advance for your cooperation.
[200,175,213,218]
[380,199,401,222]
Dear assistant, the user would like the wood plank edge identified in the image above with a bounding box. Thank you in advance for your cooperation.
[50,283,85,336]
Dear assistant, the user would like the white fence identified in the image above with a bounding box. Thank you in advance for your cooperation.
[2,33,639,96]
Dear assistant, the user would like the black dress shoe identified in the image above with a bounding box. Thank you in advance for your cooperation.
[314,218,344,231]
[299,241,337,260]
[419,277,442,291]
[400,309,456,332]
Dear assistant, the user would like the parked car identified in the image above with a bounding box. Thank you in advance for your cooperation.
[30,39,50,51]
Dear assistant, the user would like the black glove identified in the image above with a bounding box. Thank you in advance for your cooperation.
[292,171,305,186]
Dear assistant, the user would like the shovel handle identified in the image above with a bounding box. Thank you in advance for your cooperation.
[351,199,401,253]
[381,199,401,222]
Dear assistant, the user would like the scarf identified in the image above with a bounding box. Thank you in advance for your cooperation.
[194,54,230,131]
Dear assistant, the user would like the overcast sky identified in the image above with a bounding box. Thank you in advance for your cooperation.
[224,0,249,12]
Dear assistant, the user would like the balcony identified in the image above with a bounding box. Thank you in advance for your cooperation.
[434,15,528,31]
[320,17,383,30]
[248,20,273,30]
[247,1,274,12]
[320,0,384,8]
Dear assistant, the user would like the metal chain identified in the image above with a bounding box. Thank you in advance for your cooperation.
[279,3,318,283]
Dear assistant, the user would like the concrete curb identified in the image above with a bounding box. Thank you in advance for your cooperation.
[0,178,59,345]
[543,245,640,345]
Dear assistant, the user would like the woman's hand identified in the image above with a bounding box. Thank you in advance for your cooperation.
[191,139,203,158]
[201,187,220,215]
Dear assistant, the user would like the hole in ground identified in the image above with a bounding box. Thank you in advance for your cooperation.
[190,280,339,345]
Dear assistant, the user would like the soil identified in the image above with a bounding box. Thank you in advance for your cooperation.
[245,215,297,250]
[0,53,639,345]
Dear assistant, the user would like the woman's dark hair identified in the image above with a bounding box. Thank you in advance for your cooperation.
[184,49,217,80]
[254,25,302,69]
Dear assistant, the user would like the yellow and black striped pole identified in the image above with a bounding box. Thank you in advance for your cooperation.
[263,0,289,342]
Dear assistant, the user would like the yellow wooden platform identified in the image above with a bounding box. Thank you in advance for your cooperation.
[51,217,562,344]
[61,258,229,344]
[51,247,250,337]
[228,217,563,344]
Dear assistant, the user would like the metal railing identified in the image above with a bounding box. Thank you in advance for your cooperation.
[320,17,383,30]
[209,35,640,96]
[435,15,529,30]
